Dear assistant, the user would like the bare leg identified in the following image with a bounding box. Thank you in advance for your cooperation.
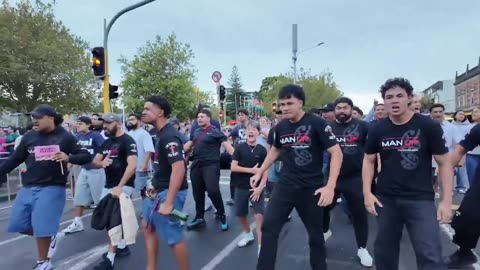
[172,241,189,270]
[36,237,51,261]
[74,206,84,217]
[254,214,264,245]
[143,223,159,270]
[238,216,251,233]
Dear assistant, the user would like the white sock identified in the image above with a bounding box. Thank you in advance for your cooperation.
[74,217,83,225]
[117,239,126,249]
[106,252,115,265]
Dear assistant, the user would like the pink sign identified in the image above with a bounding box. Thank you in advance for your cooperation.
[34,145,60,161]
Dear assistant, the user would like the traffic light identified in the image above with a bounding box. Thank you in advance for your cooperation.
[272,102,277,112]
[109,84,119,99]
[91,47,105,78]
[219,85,226,101]
[220,101,224,111]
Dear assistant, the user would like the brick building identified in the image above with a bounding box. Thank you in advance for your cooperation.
[455,57,480,112]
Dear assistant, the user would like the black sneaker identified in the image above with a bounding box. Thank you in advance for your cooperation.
[93,257,113,270]
[445,249,477,269]
[225,199,234,206]
[187,218,206,230]
[102,246,130,260]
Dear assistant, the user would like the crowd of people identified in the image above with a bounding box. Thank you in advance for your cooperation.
[0,77,479,270]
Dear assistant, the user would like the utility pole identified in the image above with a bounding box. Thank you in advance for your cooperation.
[292,24,298,84]
[102,0,157,113]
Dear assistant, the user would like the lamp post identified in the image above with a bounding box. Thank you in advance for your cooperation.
[291,24,325,84]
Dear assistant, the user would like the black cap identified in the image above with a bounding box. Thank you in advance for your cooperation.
[30,104,58,119]
[321,103,335,112]
[77,116,92,125]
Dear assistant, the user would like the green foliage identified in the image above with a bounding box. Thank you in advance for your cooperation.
[260,71,342,115]
[225,65,247,116]
[0,0,98,114]
[420,96,435,112]
[119,33,197,121]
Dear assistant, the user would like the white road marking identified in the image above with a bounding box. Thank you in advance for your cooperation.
[54,244,108,270]
[440,224,480,270]
[201,221,256,270]
[0,197,141,247]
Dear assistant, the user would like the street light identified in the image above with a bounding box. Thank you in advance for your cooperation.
[101,0,157,113]
[292,42,324,84]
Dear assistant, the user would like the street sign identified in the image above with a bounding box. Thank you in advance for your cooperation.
[212,71,222,83]
[219,111,223,116]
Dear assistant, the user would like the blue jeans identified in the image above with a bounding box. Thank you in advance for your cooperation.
[454,167,469,190]
[466,154,480,187]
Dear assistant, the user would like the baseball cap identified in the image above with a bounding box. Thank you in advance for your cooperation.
[76,116,92,125]
[169,119,180,126]
[103,113,122,123]
[321,103,335,112]
[30,104,58,119]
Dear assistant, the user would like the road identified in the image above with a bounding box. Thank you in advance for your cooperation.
[0,170,478,270]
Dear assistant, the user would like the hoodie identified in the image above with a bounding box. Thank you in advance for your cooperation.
[0,126,91,186]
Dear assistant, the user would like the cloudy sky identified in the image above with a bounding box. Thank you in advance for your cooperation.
[51,0,480,112]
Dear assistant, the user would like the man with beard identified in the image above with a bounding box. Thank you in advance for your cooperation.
[91,113,138,270]
[322,97,372,267]
[127,113,155,196]
[92,113,107,139]
[0,104,91,270]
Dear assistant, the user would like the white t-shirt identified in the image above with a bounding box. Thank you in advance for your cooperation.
[128,128,155,172]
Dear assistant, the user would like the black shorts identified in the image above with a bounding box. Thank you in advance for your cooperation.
[234,188,264,217]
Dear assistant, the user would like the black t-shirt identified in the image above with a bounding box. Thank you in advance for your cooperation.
[152,123,188,192]
[273,113,338,188]
[460,124,480,180]
[231,143,267,189]
[330,118,369,178]
[229,124,247,145]
[365,114,447,200]
[101,133,137,188]
[267,127,275,146]
[190,126,226,162]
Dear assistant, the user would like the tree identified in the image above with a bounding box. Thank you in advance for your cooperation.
[0,0,98,114]
[260,71,342,115]
[119,33,197,121]
[225,65,246,117]
[420,95,434,112]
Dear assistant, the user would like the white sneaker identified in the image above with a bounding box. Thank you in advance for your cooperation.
[323,230,332,241]
[48,232,65,259]
[62,221,84,234]
[357,247,373,267]
[237,232,254,247]
[33,260,52,270]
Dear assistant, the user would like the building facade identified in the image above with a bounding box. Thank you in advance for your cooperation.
[422,80,456,113]
[455,57,480,112]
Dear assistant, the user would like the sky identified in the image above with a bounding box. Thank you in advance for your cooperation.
[47,0,480,112]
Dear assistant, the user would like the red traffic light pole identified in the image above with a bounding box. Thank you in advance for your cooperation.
[102,0,157,113]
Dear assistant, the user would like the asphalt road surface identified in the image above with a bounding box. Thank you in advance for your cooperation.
[0,170,478,270]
